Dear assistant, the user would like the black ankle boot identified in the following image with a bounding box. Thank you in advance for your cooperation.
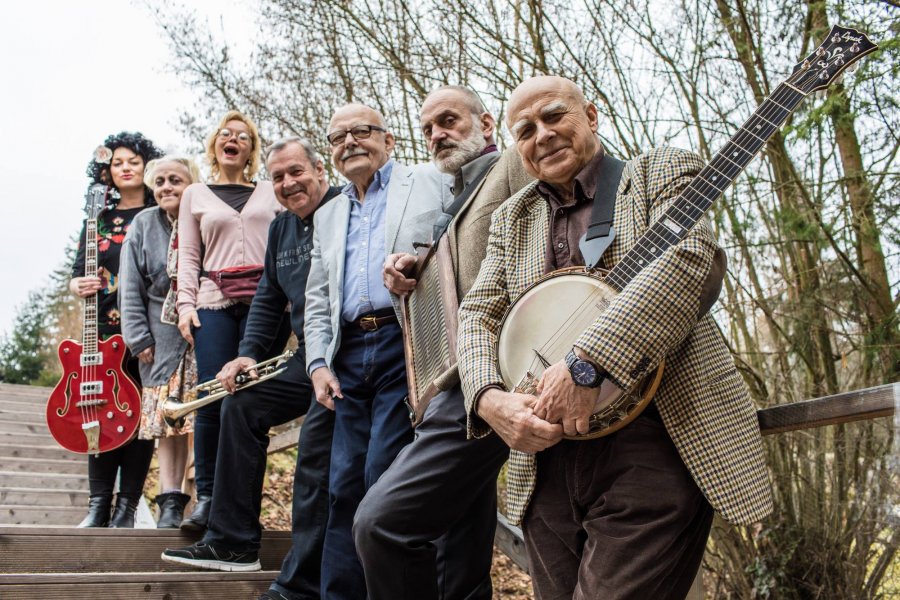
[180,495,212,531]
[155,492,191,529]
[108,495,140,528]
[78,494,112,528]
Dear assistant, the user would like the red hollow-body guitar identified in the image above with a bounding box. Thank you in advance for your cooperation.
[46,184,141,454]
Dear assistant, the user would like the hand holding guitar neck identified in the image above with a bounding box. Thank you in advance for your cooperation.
[70,276,103,298]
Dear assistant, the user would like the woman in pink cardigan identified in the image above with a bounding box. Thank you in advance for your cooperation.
[176,110,290,531]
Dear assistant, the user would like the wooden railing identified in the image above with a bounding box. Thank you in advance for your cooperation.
[266,383,898,573]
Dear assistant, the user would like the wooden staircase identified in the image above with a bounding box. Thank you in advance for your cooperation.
[0,383,291,599]
[0,382,89,526]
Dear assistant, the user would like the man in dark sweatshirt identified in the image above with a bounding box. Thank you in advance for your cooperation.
[163,137,341,600]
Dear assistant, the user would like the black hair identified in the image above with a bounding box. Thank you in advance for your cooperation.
[86,131,164,207]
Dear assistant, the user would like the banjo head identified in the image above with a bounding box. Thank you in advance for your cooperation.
[497,270,616,390]
[496,269,662,439]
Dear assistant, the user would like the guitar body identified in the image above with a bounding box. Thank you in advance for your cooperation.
[46,335,141,454]
[497,269,663,439]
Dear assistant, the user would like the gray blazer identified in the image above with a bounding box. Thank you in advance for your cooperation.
[304,160,448,372]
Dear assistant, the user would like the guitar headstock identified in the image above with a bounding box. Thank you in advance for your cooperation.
[790,25,877,95]
[83,184,108,219]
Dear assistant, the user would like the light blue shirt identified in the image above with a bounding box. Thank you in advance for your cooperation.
[340,159,395,322]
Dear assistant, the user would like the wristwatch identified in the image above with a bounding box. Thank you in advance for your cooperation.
[565,349,605,388]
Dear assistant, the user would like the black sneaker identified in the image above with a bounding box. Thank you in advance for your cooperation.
[161,540,261,572]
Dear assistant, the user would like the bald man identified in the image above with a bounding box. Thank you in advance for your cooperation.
[457,76,772,598]
[303,103,449,600]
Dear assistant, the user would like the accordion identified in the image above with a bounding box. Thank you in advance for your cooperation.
[401,235,459,426]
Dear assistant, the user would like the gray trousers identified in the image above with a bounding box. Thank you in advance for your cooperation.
[353,385,509,600]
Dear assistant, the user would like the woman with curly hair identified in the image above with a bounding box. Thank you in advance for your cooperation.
[176,110,289,531]
[120,156,202,528]
[69,131,164,527]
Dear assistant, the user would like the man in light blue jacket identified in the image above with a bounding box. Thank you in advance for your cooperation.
[303,102,448,600]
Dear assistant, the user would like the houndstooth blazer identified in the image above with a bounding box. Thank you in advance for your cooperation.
[457,146,773,526]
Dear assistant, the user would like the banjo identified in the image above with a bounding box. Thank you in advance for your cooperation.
[496,24,877,439]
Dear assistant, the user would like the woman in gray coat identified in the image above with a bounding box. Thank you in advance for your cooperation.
[120,156,201,527]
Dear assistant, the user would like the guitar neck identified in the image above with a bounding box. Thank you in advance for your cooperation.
[603,82,806,292]
[82,218,99,352]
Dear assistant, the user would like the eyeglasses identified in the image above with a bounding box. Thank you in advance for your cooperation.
[326,125,386,147]
[218,128,252,143]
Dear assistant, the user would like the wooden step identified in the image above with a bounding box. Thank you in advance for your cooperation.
[0,419,50,435]
[0,456,86,475]
[0,471,88,491]
[0,505,88,526]
[0,570,278,599]
[0,383,52,402]
[0,527,293,573]
[0,503,155,528]
[0,430,56,444]
[0,400,45,416]
[0,443,82,462]
[0,488,88,507]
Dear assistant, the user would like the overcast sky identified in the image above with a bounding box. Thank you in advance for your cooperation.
[0,1,256,338]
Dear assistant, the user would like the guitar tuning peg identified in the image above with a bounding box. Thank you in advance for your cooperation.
[845,63,858,75]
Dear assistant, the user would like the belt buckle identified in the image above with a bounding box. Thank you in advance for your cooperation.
[359,315,378,332]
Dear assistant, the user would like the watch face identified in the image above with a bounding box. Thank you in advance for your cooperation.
[571,360,598,386]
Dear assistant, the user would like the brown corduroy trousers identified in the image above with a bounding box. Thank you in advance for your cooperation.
[523,410,714,600]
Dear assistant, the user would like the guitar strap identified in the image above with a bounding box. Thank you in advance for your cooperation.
[579,154,627,269]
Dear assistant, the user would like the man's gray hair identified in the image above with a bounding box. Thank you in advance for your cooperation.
[425,85,488,115]
[265,136,323,166]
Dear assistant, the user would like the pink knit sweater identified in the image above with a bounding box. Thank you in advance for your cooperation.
[176,181,283,315]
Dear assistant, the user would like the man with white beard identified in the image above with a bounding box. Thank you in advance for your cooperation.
[353,85,533,600]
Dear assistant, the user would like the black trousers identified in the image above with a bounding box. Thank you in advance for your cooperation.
[523,413,713,600]
[86,357,153,500]
[203,355,334,599]
[353,385,509,600]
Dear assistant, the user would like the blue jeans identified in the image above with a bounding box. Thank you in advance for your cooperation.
[272,396,334,599]
[321,321,413,600]
[193,304,289,497]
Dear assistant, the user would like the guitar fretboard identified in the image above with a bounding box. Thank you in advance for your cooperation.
[604,82,806,292]
[82,219,99,354]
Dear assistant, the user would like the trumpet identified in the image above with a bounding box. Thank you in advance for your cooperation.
[163,351,294,425]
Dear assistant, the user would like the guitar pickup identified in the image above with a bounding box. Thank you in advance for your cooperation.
[80,382,103,395]
[80,353,102,366]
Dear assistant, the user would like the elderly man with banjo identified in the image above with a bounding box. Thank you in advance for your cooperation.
[163,137,341,600]
[456,75,773,598]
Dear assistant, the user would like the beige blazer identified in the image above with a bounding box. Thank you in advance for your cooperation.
[432,145,534,392]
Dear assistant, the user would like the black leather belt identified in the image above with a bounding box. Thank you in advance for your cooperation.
[346,309,397,332]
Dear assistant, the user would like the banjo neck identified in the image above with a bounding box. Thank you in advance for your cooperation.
[603,83,805,292]
[603,25,876,293]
